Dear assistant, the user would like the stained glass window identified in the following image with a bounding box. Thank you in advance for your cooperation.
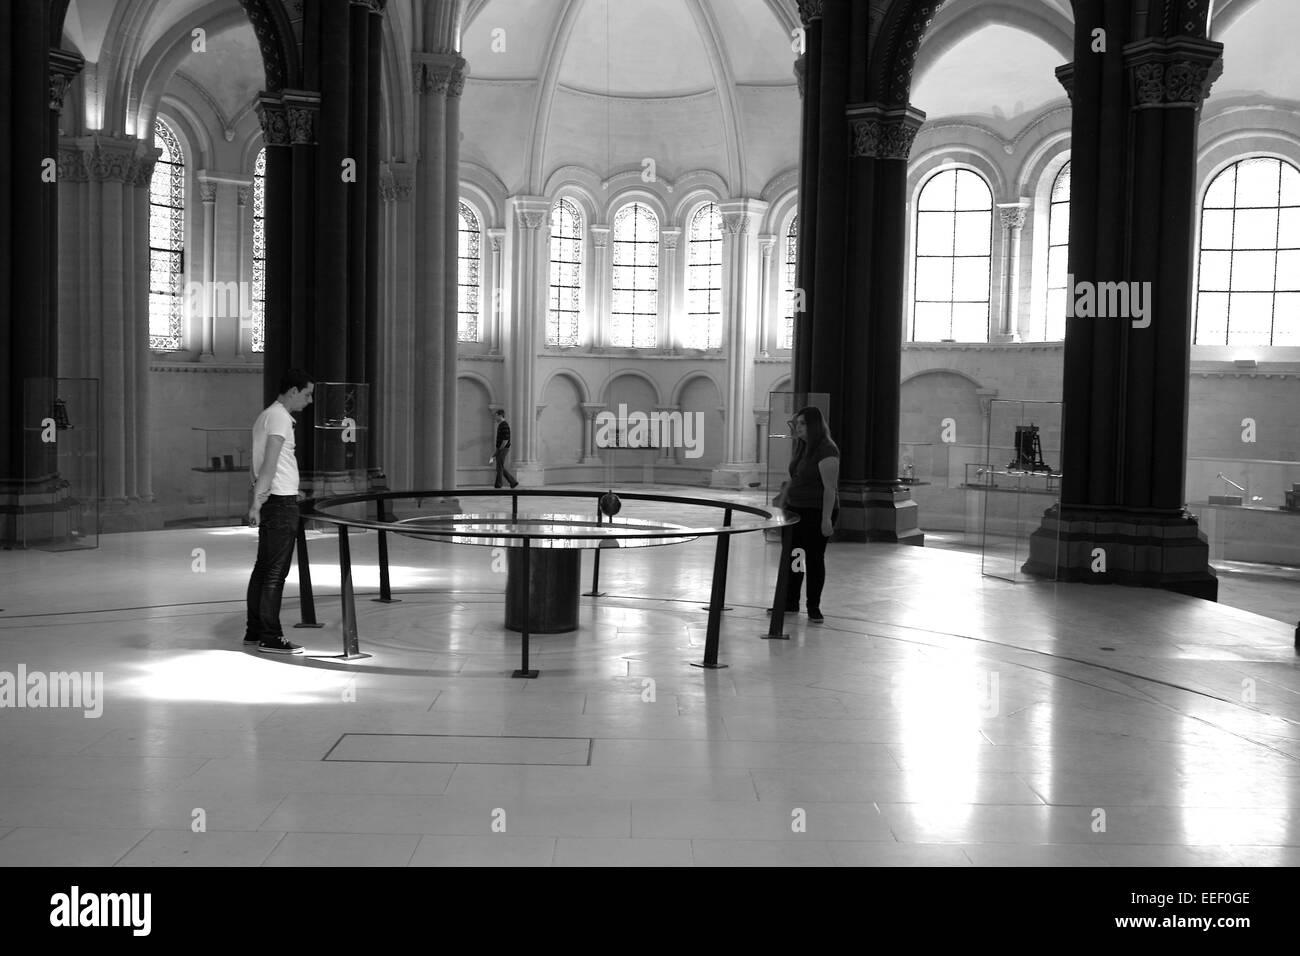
[149,118,185,350]
[251,147,266,353]
[458,201,481,342]
[611,202,659,348]
[1195,157,1300,345]
[547,198,582,347]
[686,202,723,349]
[783,215,798,350]
[1045,161,1070,342]
[912,168,992,342]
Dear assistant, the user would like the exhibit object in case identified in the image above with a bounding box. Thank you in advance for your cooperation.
[192,427,251,527]
[312,382,370,494]
[977,399,1063,584]
[19,377,101,550]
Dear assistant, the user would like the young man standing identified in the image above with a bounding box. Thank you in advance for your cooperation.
[489,408,519,489]
[244,369,314,654]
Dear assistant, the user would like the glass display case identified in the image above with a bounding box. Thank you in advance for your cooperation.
[978,399,1063,584]
[20,377,100,550]
[192,427,251,527]
[312,382,370,495]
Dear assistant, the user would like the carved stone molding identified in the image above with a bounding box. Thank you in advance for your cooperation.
[198,180,218,203]
[847,104,926,160]
[590,225,611,247]
[1125,37,1222,109]
[448,63,467,99]
[286,107,314,144]
[488,228,505,253]
[887,1,950,104]
[661,228,681,251]
[237,185,251,206]
[1055,63,1074,102]
[758,234,777,257]
[57,137,156,185]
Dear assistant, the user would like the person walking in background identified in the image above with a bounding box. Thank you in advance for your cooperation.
[490,408,519,489]
[772,405,839,622]
[244,369,314,654]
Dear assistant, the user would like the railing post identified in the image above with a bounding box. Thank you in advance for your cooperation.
[373,495,399,604]
[513,536,539,678]
[583,499,606,597]
[693,511,733,670]
[763,520,795,640]
[293,518,324,629]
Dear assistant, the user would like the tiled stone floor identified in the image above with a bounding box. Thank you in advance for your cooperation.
[1,489,1298,866]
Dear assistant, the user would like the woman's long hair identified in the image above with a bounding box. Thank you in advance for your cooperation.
[792,405,832,463]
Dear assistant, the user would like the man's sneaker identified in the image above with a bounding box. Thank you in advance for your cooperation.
[807,609,824,623]
[258,637,305,655]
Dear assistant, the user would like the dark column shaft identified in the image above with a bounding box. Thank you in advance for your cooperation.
[315,0,350,384]
[792,22,821,394]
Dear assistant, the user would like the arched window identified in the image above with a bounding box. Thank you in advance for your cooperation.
[611,202,659,348]
[783,215,798,350]
[1045,161,1070,341]
[457,200,481,342]
[251,147,266,353]
[912,168,992,342]
[686,202,723,349]
[1196,157,1300,345]
[547,198,582,347]
[149,118,185,350]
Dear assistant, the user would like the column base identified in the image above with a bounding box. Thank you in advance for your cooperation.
[835,482,925,545]
[709,463,764,490]
[1022,504,1218,601]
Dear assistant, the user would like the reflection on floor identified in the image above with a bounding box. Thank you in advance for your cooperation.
[1,488,1298,867]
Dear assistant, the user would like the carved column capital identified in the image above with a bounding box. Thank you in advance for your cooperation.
[237,185,251,207]
[590,225,611,248]
[847,103,926,160]
[198,178,218,203]
[661,227,682,251]
[797,0,824,25]
[488,227,505,253]
[758,234,777,257]
[1125,37,1223,109]
[997,203,1029,230]
[257,95,290,146]
[49,48,84,112]
[413,53,466,96]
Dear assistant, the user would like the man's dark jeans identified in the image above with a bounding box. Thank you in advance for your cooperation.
[494,446,517,488]
[245,495,299,642]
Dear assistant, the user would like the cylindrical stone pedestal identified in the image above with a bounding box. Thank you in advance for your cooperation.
[505,548,580,633]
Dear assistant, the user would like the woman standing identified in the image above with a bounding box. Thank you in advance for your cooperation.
[773,406,839,622]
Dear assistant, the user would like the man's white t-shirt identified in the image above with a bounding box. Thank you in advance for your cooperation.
[251,401,299,496]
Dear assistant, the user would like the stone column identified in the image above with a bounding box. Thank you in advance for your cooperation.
[834,103,927,544]
[589,225,610,348]
[581,402,604,464]
[506,196,550,483]
[235,184,252,359]
[487,227,505,352]
[54,134,156,525]
[996,202,1029,341]
[412,51,464,489]
[710,199,768,487]
[196,177,219,360]
[660,227,681,350]
[379,161,415,490]
[1024,27,1223,599]
[442,59,466,488]
[792,1,824,391]
[654,404,680,463]
[757,234,776,355]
